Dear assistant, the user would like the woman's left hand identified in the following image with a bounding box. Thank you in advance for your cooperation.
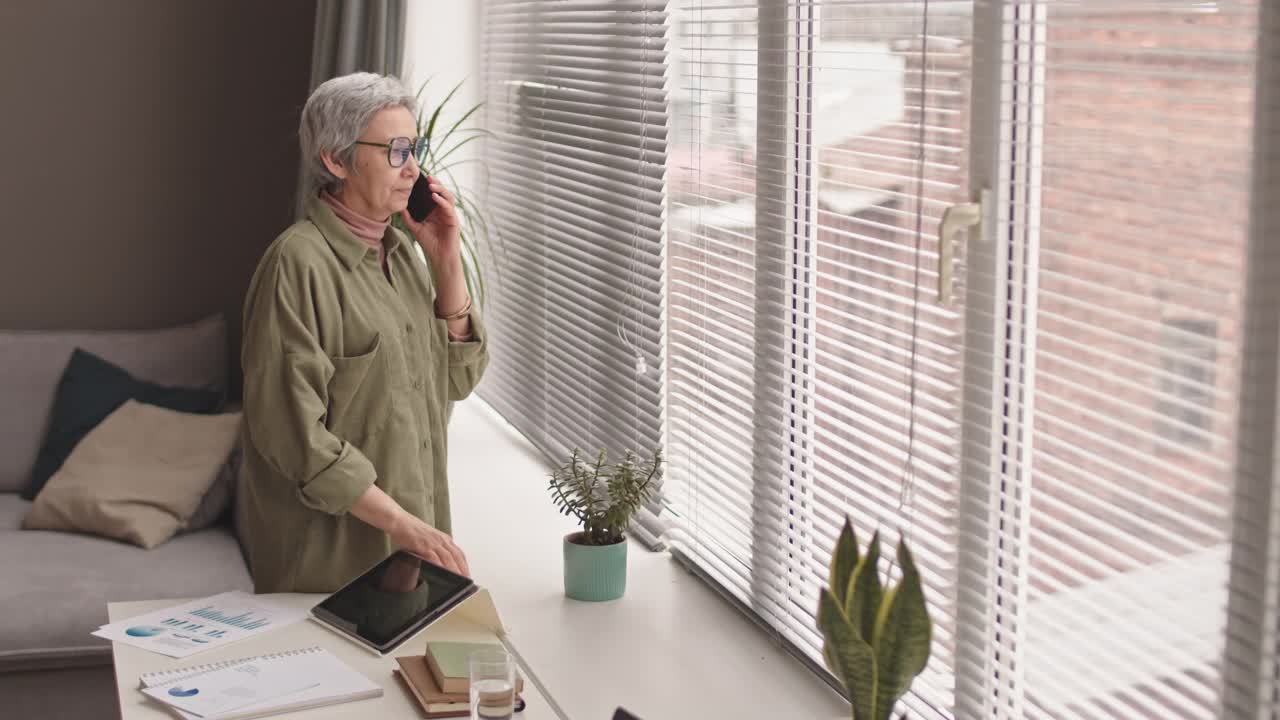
[400,175,461,265]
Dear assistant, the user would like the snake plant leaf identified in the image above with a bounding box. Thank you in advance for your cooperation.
[847,529,883,644]
[818,589,877,720]
[816,591,848,701]
[871,541,932,720]
[830,517,860,614]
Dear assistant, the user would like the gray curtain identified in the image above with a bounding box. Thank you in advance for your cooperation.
[297,0,407,215]
[309,0,406,90]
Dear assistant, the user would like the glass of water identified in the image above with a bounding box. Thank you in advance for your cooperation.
[469,648,516,720]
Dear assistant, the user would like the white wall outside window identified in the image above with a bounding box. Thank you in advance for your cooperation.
[403,1,483,196]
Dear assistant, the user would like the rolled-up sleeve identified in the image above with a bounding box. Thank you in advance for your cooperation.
[241,258,377,515]
[446,306,489,401]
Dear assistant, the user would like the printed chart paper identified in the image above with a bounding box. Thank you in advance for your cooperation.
[95,592,308,658]
[140,656,319,717]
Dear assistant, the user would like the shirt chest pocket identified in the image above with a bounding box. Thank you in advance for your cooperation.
[325,333,398,442]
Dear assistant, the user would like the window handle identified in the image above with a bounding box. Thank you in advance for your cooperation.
[938,189,991,307]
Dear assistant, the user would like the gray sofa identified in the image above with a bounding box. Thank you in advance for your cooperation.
[0,315,253,719]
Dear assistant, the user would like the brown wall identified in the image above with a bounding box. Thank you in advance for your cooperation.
[0,0,315,390]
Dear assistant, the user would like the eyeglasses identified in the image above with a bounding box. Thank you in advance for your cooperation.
[352,136,430,168]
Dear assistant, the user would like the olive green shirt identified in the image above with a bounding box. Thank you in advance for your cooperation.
[239,196,488,593]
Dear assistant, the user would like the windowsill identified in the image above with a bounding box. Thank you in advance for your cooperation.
[448,397,850,720]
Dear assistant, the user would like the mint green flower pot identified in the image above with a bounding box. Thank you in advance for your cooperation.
[563,532,627,602]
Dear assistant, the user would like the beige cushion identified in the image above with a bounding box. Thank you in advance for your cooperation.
[23,400,242,549]
[0,314,227,494]
[184,442,240,533]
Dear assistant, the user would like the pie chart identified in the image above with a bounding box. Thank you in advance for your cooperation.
[168,686,199,698]
[125,626,166,637]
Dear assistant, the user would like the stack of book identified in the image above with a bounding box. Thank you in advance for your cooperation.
[394,641,525,719]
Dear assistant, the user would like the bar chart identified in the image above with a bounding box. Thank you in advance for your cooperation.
[188,605,274,631]
[95,591,308,658]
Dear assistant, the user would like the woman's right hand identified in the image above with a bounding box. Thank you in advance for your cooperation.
[388,510,472,578]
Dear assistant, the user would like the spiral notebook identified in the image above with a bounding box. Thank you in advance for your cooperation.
[138,646,382,720]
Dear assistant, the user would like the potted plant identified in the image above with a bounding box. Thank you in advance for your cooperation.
[547,448,663,601]
[392,78,503,307]
[816,517,932,720]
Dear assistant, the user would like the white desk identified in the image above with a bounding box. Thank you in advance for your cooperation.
[109,398,850,720]
[446,400,850,720]
[108,593,558,720]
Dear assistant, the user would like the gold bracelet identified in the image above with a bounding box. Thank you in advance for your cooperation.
[435,295,472,321]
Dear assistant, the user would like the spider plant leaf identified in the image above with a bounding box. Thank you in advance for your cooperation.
[425,79,465,144]
[431,134,483,168]
[414,75,435,133]
[441,102,484,145]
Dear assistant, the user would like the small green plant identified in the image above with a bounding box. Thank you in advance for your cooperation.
[816,517,932,720]
[548,448,663,546]
[392,77,503,307]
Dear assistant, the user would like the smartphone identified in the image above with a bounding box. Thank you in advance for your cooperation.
[407,173,437,222]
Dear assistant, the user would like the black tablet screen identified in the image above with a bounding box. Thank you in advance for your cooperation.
[314,551,475,650]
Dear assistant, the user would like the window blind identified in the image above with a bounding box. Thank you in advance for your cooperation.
[477,0,670,545]
[953,2,1262,718]
[475,0,1277,716]
[664,1,970,716]
[1222,2,1280,717]
[665,1,1273,719]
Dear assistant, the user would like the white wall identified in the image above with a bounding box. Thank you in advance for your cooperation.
[402,0,483,196]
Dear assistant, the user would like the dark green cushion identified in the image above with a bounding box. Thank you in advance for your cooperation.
[22,348,224,501]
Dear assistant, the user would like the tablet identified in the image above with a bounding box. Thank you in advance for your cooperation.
[311,551,478,655]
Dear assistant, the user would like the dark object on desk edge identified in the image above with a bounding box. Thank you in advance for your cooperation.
[613,708,642,720]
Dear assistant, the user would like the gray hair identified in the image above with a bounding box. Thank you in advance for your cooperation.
[299,72,417,196]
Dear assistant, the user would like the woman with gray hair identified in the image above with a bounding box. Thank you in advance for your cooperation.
[239,72,487,593]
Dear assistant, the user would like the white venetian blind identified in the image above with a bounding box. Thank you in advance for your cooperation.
[1222,1,1280,717]
[666,0,1276,718]
[477,0,670,526]
[958,1,1262,718]
[664,1,971,716]
[475,0,1279,717]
